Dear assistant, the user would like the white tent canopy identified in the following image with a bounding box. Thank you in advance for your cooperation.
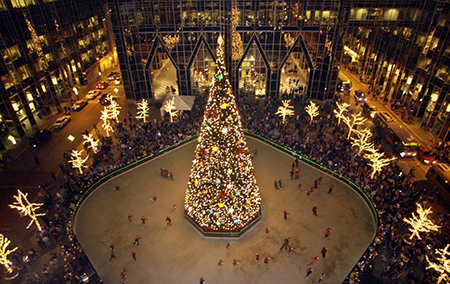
[160,95,196,118]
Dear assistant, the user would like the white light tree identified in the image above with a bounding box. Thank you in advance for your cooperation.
[351,128,374,156]
[275,100,295,124]
[364,147,396,179]
[0,234,17,273]
[100,106,115,137]
[305,101,320,124]
[404,203,441,240]
[83,134,99,154]
[136,99,149,123]
[9,189,45,231]
[69,149,89,174]
[342,111,367,139]
[163,98,178,123]
[426,244,450,284]
[333,101,350,125]
[108,94,122,123]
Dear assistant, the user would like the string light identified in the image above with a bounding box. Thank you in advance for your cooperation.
[136,99,149,123]
[163,34,180,51]
[231,3,243,61]
[163,98,179,123]
[0,234,17,273]
[69,149,89,175]
[426,244,450,284]
[363,147,395,179]
[342,111,367,139]
[108,94,122,123]
[305,101,320,124]
[82,134,99,154]
[333,101,350,125]
[276,100,295,124]
[9,189,45,231]
[350,128,373,156]
[404,203,441,240]
[184,34,261,232]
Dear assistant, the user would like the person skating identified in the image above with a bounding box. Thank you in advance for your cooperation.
[110,243,115,251]
[312,205,318,216]
[325,228,332,238]
[166,216,172,226]
[133,236,141,245]
[132,251,136,260]
[307,257,319,266]
[232,259,239,268]
[278,179,283,189]
[255,253,260,264]
[274,180,279,189]
[328,183,334,194]
[217,259,223,268]
[200,277,205,284]
[295,168,301,179]
[226,242,231,250]
[141,216,147,224]
[283,210,289,220]
[127,214,133,222]
[321,247,327,258]
[318,272,325,282]
[265,227,270,237]
[109,250,116,261]
[280,237,290,250]
[305,268,313,278]
[264,257,270,268]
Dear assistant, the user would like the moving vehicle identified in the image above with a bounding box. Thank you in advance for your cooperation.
[426,163,450,208]
[53,115,71,129]
[72,100,88,111]
[29,129,52,147]
[86,90,101,100]
[96,81,108,89]
[99,93,112,105]
[108,72,119,81]
[416,145,436,165]
[354,90,368,102]
[337,73,352,93]
[362,102,377,118]
[374,112,418,157]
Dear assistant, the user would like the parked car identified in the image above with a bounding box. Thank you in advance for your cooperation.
[29,129,52,147]
[416,145,436,165]
[53,115,71,129]
[108,72,119,81]
[86,90,101,100]
[354,90,368,102]
[72,100,88,111]
[96,81,108,89]
[362,102,377,118]
[114,76,121,85]
[99,94,112,105]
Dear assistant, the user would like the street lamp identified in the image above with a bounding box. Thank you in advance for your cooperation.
[114,87,119,97]
[72,87,78,100]
[68,135,75,149]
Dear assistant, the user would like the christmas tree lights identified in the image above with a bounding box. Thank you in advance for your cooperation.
[426,244,450,284]
[231,3,243,61]
[184,35,261,235]
[136,99,149,123]
[276,100,295,124]
[108,95,122,123]
[0,234,17,273]
[404,203,440,240]
[9,190,45,231]
[342,111,367,139]
[100,104,115,137]
[83,134,99,154]
[333,101,350,125]
[69,149,89,174]
[305,101,320,124]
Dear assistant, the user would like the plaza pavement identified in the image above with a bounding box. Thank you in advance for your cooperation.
[73,136,377,284]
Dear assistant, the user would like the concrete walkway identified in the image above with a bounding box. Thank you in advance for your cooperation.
[73,137,377,284]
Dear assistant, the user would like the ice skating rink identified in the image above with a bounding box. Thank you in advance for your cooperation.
[73,137,377,284]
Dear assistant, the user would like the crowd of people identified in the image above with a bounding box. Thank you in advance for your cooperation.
[6,89,448,283]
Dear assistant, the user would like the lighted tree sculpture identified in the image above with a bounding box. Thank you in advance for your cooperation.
[276,100,295,124]
[69,149,89,174]
[231,3,243,61]
[351,128,374,156]
[100,106,115,137]
[9,189,45,231]
[163,98,178,123]
[364,147,395,179]
[108,94,122,123]
[83,134,99,154]
[136,99,149,123]
[305,101,320,124]
[342,111,367,139]
[404,203,441,240]
[0,234,17,273]
[426,244,450,284]
[184,34,261,236]
[333,101,350,125]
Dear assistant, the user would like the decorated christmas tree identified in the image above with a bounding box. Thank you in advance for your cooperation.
[184,35,261,236]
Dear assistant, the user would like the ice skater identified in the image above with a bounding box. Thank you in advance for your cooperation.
[305,268,313,278]
[233,259,239,268]
[121,267,127,281]
[255,253,260,264]
[298,182,302,191]
[217,259,223,268]
[132,251,136,260]
[325,228,332,238]
[280,237,290,250]
[318,272,325,282]
[328,183,334,194]
[295,168,301,179]
[274,180,279,189]
[166,216,172,226]
[318,175,322,185]
[110,243,115,250]
[264,257,270,268]
[127,213,133,222]
[109,250,116,261]
[141,216,148,224]
[226,242,231,250]
[283,210,289,220]
[312,205,318,216]
[200,277,205,284]
[307,257,319,266]
[278,179,283,189]
[133,236,141,245]
[321,247,327,258]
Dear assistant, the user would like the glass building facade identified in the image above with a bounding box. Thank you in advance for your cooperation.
[0,0,111,146]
